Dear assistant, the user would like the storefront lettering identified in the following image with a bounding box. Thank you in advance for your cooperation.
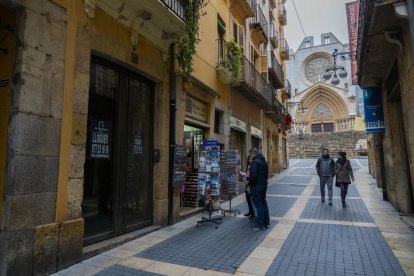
[186,96,207,122]
[133,132,143,154]
[230,116,246,132]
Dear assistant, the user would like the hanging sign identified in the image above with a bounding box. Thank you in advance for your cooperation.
[89,119,111,159]
[346,1,359,85]
[133,132,143,154]
[363,87,385,133]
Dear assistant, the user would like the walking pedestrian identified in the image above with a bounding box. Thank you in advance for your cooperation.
[248,148,270,230]
[335,151,355,208]
[239,155,254,218]
[316,148,335,205]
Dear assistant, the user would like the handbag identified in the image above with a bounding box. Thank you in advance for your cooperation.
[335,160,348,187]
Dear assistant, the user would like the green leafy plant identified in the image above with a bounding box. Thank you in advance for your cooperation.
[217,39,243,82]
[177,0,209,81]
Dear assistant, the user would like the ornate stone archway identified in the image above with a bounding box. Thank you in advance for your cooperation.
[294,83,351,133]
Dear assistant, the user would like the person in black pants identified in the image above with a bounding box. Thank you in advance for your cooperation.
[248,148,270,230]
[240,155,254,218]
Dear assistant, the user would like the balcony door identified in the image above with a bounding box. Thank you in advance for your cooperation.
[82,56,154,245]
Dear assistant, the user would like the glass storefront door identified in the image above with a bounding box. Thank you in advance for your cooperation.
[83,56,153,245]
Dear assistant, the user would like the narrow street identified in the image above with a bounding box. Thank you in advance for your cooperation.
[55,159,414,276]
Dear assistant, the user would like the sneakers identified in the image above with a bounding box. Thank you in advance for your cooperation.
[328,199,332,205]
[342,202,347,208]
[265,224,271,229]
[251,226,266,231]
[321,198,325,203]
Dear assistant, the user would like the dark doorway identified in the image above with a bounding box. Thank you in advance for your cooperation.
[82,56,154,245]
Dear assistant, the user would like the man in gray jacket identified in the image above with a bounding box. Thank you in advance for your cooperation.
[316,148,335,205]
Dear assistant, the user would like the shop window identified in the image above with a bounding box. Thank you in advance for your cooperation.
[214,110,224,134]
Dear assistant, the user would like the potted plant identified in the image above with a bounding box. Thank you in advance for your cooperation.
[216,39,243,84]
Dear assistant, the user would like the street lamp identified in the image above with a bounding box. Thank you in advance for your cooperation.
[323,49,356,86]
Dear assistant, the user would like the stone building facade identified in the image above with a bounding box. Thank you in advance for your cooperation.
[358,0,414,215]
[286,33,365,135]
[0,0,289,275]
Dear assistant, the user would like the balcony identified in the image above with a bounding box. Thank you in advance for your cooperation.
[216,39,241,84]
[279,38,290,60]
[278,1,287,26]
[230,0,254,21]
[357,0,404,87]
[249,2,269,43]
[84,0,188,51]
[269,27,278,49]
[280,79,291,101]
[268,51,284,88]
[233,57,273,109]
[273,98,286,124]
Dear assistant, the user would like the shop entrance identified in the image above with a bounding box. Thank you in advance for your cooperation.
[230,129,246,171]
[82,56,154,245]
[181,125,204,209]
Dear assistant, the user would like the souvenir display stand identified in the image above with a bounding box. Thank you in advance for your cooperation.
[196,141,222,228]
[220,150,241,216]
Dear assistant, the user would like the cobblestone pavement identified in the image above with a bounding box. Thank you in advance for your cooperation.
[55,159,414,276]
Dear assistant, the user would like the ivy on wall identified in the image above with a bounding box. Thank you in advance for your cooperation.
[177,0,209,81]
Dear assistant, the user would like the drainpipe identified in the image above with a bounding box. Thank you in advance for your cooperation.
[407,0,414,61]
[168,43,176,225]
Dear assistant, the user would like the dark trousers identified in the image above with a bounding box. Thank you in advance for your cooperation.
[245,191,254,216]
[338,182,349,203]
[251,187,270,227]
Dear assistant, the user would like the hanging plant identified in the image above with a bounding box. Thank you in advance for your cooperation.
[177,0,209,81]
[225,39,243,82]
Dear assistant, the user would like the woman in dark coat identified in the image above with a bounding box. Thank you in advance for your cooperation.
[335,151,355,208]
[240,155,254,218]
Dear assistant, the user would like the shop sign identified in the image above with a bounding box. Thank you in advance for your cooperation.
[202,140,218,147]
[250,125,263,139]
[89,119,111,159]
[133,132,143,154]
[186,96,207,122]
[230,116,246,132]
[363,87,385,133]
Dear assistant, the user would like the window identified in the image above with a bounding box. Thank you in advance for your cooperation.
[295,88,298,95]
[217,18,225,61]
[214,110,223,134]
[305,41,311,48]
[232,20,244,49]
[324,37,330,44]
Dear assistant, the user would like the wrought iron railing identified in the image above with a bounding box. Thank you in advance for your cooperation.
[273,95,285,123]
[250,2,269,40]
[285,79,291,99]
[242,57,273,105]
[269,51,285,85]
[162,0,186,21]
[269,25,278,48]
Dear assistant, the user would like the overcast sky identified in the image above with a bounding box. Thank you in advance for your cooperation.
[285,0,353,52]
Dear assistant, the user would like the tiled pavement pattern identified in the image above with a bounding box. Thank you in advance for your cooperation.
[277,175,313,184]
[267,184,306,196]
[265,223,405,276]
[300,198,374,223]
[96,265,163,276]
[137,217,276,274]
[234,196,297,218]
[311,183,361,197]
[56,159,413,276]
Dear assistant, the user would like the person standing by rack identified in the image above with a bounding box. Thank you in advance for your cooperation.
[240,155,254,219]
[248,148,270,230]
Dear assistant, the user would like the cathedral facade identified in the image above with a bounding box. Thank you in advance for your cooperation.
[286,33,364,134]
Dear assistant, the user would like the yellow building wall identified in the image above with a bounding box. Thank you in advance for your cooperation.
[192,0,229,106]
[0,7,16,222]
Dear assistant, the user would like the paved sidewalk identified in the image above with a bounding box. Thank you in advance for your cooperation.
[55,159,414,276]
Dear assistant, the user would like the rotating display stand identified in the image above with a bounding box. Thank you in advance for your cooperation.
[196,141,222,228]
[220,150,241,216]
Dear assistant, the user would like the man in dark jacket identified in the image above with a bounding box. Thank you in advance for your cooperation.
[316,148,335,205]
[248,148,270,230]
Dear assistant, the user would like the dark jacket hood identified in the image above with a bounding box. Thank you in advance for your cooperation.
[337,157,348,165]
[254,154,266,162]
